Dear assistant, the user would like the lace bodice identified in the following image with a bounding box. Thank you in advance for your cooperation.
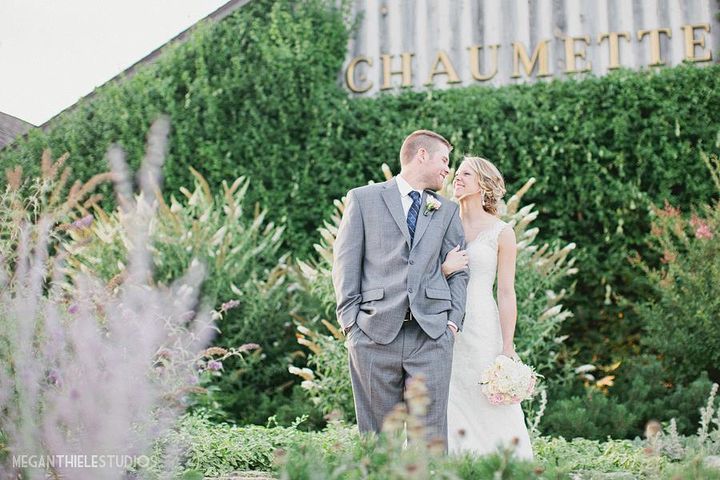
[466,219,509,294]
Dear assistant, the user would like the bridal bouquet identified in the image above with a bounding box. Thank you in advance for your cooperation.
[479,355,539,405]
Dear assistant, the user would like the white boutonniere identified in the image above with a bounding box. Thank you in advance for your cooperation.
[423,196,441,215]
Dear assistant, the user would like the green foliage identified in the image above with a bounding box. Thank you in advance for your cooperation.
[500,179,577,384]
[633,154,720,384]
[278,438,541,480]
[66,171,284,299]
[152,383,720,479]
[541,391,640,440]
[541,356,716,440]
[205,261,301,425]
[258,378,543,480]
[663,460,720,480]
[0,150,113,267]
[290,324,356,422]
[0,150,113,377]
[145,413,357,478]
[0,119,222,478]
[533,436,671,478]
[0,0,353,261]
[610,356,716,436]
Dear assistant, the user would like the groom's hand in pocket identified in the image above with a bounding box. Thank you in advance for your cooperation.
[447,321,458,336]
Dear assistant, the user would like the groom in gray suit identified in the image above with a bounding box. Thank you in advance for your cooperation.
[332,130,469,448]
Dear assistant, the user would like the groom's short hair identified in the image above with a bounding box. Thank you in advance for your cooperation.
[400,130,452,165]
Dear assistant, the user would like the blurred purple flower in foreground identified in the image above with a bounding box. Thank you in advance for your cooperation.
[46,369,62,387]
[206,360,223,371]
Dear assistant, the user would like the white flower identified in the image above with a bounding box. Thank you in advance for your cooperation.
[288,365,315,381]
[423,196,441,215]
[574,364,597,374]
[479,355,539,405]
[300,380,318,391]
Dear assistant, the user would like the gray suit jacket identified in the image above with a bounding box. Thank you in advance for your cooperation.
[332,178,469,345]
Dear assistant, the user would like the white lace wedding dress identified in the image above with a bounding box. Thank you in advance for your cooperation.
[447,219,534,460]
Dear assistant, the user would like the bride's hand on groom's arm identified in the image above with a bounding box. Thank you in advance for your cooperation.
[441,245,468,277]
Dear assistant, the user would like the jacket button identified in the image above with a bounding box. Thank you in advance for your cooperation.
[408,288,413,293]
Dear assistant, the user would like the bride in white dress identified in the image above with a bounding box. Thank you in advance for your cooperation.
[441,156,533,460]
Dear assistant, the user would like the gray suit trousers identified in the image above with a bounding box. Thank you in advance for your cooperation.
[346,319,455,447]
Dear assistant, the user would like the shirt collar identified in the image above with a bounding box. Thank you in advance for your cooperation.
[396,174,421,198]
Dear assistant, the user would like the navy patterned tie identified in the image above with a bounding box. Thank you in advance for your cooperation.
[407,190,421,246]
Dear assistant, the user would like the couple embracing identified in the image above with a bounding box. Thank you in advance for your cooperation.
[332,130,533,459]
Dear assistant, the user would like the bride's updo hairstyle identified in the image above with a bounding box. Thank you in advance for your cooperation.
[462,156,506,215]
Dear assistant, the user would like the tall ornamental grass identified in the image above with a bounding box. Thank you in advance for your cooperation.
[0,118,216,479]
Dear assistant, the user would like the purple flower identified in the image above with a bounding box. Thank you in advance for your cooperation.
[206,360,223,371]
[68,304,79,314]
[155,347,172,360]
[47,369,62,387]
[220,299,240,312]
[71,215,94,230]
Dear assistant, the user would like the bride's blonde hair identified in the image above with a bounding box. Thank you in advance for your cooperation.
[461,156,506,215]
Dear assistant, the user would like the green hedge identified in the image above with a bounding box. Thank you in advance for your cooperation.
[338,66,720,358]
[2,0,720,362]
[0,0,354,255]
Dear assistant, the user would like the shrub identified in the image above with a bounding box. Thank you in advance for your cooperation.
[64,170,285,304]
[633,153,720,384]
[611,356,716,436]
[532,436,671,478]
[0,150,113,266]
[277,376,540,480]
[541,392,640,440]
[541,355,716,439]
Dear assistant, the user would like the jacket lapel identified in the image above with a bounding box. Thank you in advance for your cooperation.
[411,190,436,251]
[381,178,412,248]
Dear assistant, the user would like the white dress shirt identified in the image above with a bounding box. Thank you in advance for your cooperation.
[396,174,423,217]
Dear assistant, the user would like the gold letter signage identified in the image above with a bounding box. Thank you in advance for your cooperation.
[345,24,713,93]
